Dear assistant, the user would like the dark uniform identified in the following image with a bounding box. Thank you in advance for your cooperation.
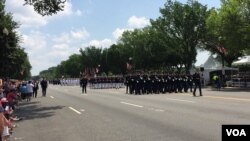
[80,78,88,93]
[187,74,193,92]
[193,72,202,96]
[40,79,48,97]
[125,76,130,93]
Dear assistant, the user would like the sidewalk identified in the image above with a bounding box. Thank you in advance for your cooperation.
[206,86,250,92]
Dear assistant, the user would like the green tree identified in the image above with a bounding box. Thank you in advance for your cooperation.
[80,46,102,68]
[24,0,66,16]
[78,46,103,76]
[39,67,57,80]
[63,54,82,77]
[151,0,209,73]
[118,27,169,71]
[206,0,250,67]
[0,0,32,79]
[105,44,126,74]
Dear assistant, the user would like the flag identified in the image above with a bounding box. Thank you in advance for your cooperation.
[126,63,132,70]
[217,46,226,54]
[96,67,99,73]
[20,69,24,75]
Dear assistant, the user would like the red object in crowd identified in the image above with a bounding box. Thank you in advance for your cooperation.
[6,92,17,103]
[217,46,226,54]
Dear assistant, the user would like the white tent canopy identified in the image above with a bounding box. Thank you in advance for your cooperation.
[197,55,239,85]
[232,56,250,66]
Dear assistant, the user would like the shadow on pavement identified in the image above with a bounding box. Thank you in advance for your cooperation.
[15,101,65,121]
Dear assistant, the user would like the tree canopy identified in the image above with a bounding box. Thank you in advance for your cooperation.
[151,0,209,72]
[0,0,32,79]
[205,0,250,66]
[24,0,66,16]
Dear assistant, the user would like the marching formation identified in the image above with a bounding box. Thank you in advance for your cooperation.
[50,73,202,96]
[88,77,124,89]
[125,72,202,96]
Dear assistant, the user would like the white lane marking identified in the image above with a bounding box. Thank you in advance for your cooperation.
[50,96,54,99]
[69,107,82,115]
[120,101,143,108]
[154,109,165,112]
[14,137,24,140]
[166,98,195,103]
[80,109,85,112]
[81,94,88,96]
[148,108,165,112]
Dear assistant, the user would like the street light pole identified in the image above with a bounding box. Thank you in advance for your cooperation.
[0,27,9,78]
[222,52,225,87]
[218,36,225,87]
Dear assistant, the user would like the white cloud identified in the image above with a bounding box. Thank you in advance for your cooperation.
[75,10,82,16]
[5,0,48,28]
[21,31,47,54]
[48,50,69,59]
[53,33,71,44]
[112,16,149,40]
[20,31,52,75]
[112,28,133,40]
[128,16,150,28]
[71,28,90,40]
[88,39,114,48]
[5,0,74,28]
[52,44,69,50]
[20,29,84,75]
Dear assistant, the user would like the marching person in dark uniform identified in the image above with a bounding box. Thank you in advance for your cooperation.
[167,74,172,93]
[146,75,152,94]
[40,78,48,97]
[193,72,202,96]
[125,75,130,94]
[172,74,178,93]
[151,75,157,94]
[163,74,169,93]
[135,75,140,95]
[187,74,193,92]
[183,74,188,93]
[80,77,88,93]
[129,76,135,94]
[158,75,164,93]
[176,74,182,93]
[32,80,39,98]
[142,74,147,94]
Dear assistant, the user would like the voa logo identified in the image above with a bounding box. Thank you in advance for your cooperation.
[226,129,246,136]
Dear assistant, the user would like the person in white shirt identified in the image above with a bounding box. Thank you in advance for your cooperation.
[26,81,34,101]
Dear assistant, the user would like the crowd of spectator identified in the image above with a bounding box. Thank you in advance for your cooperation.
[0,78,47,141]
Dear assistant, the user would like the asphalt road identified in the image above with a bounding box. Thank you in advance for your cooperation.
[11,85,250,141]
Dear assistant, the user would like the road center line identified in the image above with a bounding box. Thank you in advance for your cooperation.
[166,98,195,103]
[148,108,165,112]
[50,96,54,99]
[120,101,143,108]
[14,137,24,140]
[69,107,82,115]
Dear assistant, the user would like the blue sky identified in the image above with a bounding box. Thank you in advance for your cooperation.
[5,0,221,75]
